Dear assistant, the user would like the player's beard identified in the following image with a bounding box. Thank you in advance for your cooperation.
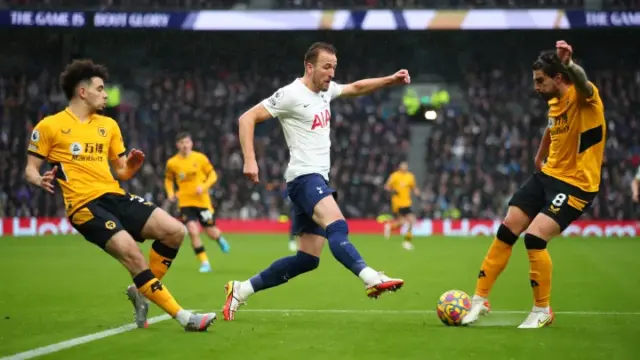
[538,91,553,101]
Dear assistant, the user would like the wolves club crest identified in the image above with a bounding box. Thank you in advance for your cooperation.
[98,127,107,137]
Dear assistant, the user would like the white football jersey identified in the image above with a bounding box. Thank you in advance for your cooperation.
[262,79,343,182]
[636,166,640,180]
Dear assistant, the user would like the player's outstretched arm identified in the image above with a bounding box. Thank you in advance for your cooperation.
[340,69,411,98]
[238,103,273,183]
[556,40,594,98]
[25,155,57,194]
[111,149,145,181]
[202,169,218,189]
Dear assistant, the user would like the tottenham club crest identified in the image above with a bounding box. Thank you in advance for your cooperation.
[98,127,107,137]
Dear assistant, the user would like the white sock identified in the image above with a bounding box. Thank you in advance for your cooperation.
[175,309,192,326]
[238,280,255,299]
[472,295,488,303]
[358,267,380,286]
[533,305,551,313]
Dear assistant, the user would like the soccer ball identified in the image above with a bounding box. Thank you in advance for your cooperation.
[436,290,472,326]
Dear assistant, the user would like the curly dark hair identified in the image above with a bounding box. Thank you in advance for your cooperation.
[59,59,109,100]
[532,50,570,83]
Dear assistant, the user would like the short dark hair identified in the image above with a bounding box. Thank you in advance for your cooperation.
[59,59,109,100]
[176,132,191,142]
[532,50,570,82]
[304,42,337,65]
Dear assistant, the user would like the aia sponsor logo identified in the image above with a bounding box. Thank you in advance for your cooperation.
[311,109,331,130]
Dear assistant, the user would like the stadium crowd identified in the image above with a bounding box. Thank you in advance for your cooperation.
[0,31,638,220]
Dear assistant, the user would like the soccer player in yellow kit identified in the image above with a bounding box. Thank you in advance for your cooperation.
[25,59,215,331]
[384,161,419,250]
[463,41,605,329]
[165,132,230,273]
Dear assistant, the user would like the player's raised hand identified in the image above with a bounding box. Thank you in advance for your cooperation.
[556,40,573,65]
[126,149,145,170]
[40,166,57,194]
[243,159,259,184]
[391,69,411,85]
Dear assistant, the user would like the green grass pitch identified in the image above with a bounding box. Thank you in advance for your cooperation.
[1,234,639,359]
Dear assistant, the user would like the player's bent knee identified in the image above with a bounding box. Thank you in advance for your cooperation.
[503,206,531,235]
[298,233,325,257]
[524,233,548,250]
[186,222,199,237]
[496,224,519,246]
[326,219,349,237]
[526,213,562,241]
[106,233,148,275]
[296,251,320,272]
[165,221,186,247]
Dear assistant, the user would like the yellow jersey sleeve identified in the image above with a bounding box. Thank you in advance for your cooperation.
[164,160,176,197]
[201,154,218,189]
[582,81,601,105]
[386,173,396,188]
[28,119,56,159]
[201,154,214,175]
[108,121,126,160]
[410,174,416,189]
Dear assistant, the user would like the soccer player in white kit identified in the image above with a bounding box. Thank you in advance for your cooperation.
[222,42,411,321]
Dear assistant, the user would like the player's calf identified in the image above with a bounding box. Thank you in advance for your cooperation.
[186,221,211,271]
[204,226,230,254]
[313,196,404,298]
[222,251,320,321]
[141,209,185,278]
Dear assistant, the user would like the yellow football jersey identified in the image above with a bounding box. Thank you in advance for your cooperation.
[387,171,416,211]
[542,81,605,193]
[165,151,216,210]
[27,108,126,215]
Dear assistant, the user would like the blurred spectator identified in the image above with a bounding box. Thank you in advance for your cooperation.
[1,30,638,220]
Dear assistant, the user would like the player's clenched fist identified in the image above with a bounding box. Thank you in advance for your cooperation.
[391,69,411,85]
[243,159,259,184]
[556,40,573,65]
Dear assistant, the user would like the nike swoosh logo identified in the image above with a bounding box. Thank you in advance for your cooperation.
[303,104,311,108]
[61,129,71,134]
[537,317,551,327]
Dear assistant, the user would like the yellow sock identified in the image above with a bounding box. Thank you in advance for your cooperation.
[528,249,553,307]
[149,241,178,280]
[134,269,182,317]
[404,229,413,242]
[475,238,513,298]
[194,246,209,264]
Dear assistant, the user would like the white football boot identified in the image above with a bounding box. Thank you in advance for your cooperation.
[461,295,491,325]
[517,306,554,329]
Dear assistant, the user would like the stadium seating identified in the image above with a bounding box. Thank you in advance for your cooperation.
[0,30,637,219]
